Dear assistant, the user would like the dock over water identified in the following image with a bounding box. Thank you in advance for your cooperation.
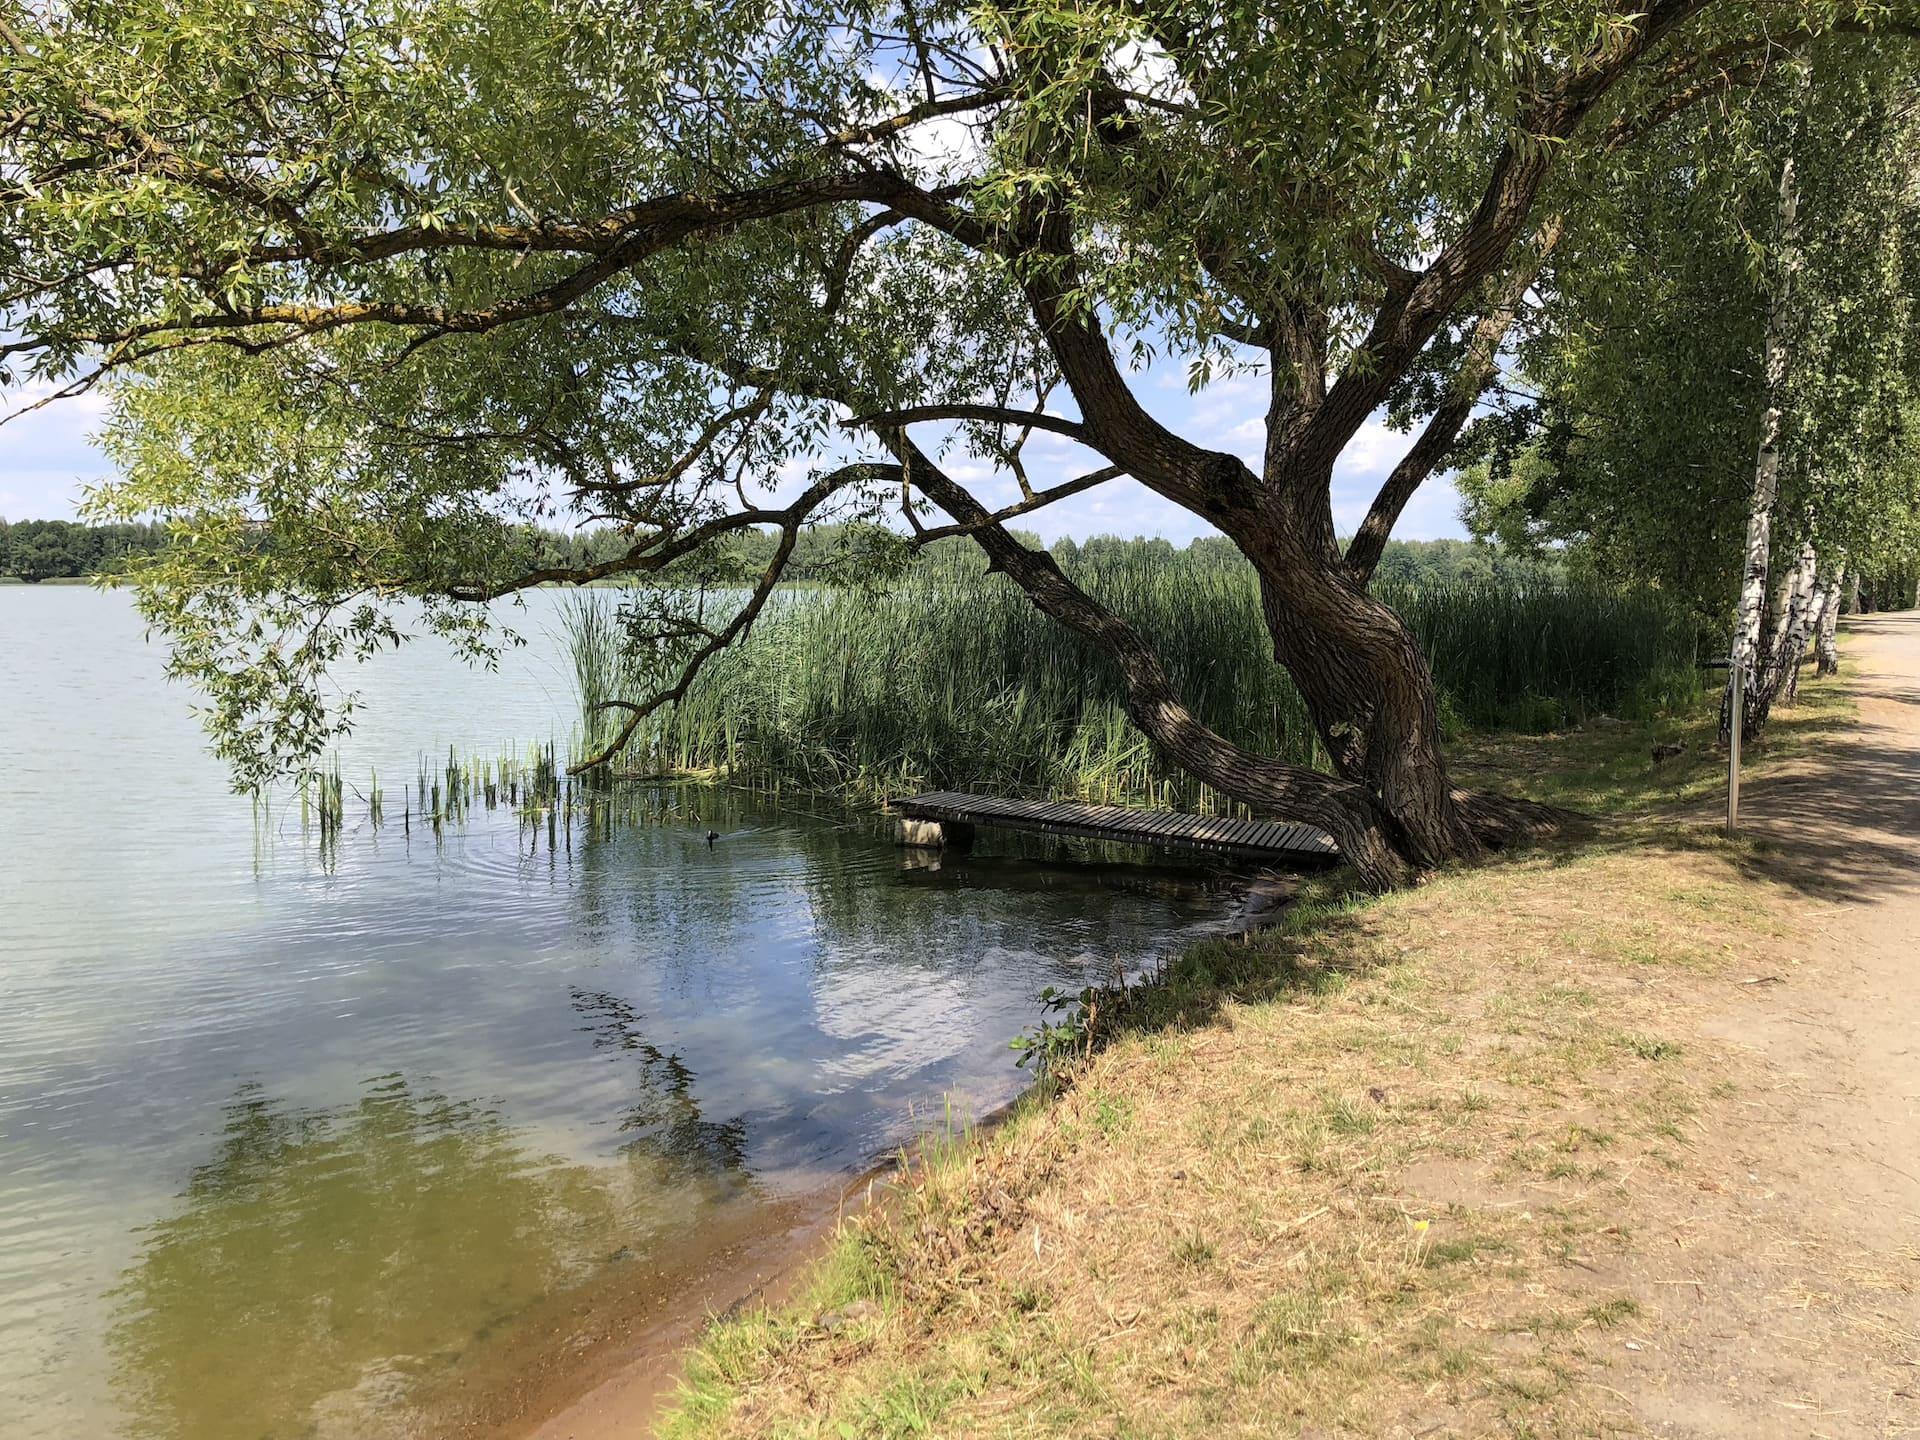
[890,791,1339,866]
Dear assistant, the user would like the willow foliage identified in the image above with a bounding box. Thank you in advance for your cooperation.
[1,0,1914,800]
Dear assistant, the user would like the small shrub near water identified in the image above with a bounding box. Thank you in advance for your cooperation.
[567,546,1702,806]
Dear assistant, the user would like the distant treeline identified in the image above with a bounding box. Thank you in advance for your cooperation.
[550,525,1567,593]
[0,518,169,581]
[1,514,1555,593]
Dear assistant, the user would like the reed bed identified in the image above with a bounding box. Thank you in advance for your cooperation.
[283,740,683,863]
[567,550,1703,808]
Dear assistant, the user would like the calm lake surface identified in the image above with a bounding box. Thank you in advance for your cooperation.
[0,585,1238,1440]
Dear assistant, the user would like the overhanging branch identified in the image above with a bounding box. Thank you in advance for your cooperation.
[558,461,903,773]
[1345,216,1566,584]
[847,402,1091,443]
[443,461,899,603]
[889,434,1401,873]
[906,463,1124,542]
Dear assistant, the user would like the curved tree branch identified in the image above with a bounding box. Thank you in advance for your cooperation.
[557,461,902,773]
[847,402,1091,442]
[1289,0,1713,485]
[1345,216,1565,584]
[444,461,898,602]
[887,432,1413,887]
[907,463,1124,542]
[0,168,982,390]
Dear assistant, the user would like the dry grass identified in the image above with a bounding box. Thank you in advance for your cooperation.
[658,679,1859,1440]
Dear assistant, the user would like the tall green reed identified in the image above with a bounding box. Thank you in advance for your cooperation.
[567,549,1702,808]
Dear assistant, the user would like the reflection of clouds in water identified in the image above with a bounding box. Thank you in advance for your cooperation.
[807,962,980,1086]
[4,590,1252,1440]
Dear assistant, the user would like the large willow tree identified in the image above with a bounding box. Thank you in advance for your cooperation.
[3,0,1915,886]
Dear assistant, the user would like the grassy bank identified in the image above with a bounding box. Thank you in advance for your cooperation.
[571,550,1705,807]
[653,678,1853,1439]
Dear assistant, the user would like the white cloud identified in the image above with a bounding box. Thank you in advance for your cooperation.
[0,385,112,519]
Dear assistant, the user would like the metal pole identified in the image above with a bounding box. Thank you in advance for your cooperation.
[1727,661,1744,834]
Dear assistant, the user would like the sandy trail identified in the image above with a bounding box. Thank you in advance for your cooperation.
[1616,612,1920,1436]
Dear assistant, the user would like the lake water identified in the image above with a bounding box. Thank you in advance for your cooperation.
[0,586,1239,1440]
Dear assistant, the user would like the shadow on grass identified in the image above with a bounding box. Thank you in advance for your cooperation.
[1056,877,1398,1069]
[1449,645,1919,908]
[1069,631,1909,1066]
[656,618,1920,1440]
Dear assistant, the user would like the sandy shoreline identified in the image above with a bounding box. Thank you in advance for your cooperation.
[417,1172,863,1440]
[439,881,1278,1440]
[517,1195,851,1440]
[497,1094,1036,1440]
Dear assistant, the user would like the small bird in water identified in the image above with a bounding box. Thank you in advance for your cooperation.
[706,829,719,847]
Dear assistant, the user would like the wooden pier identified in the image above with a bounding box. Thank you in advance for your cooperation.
[889,791,1339,865]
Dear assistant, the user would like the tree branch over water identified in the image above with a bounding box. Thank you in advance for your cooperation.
[7,0,1919,884]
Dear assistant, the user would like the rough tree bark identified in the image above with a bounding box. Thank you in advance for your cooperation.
[1774,540,1821,706]
[1255,538,1486,867]
[1744,538,1818,730]
[895,440,1428,888]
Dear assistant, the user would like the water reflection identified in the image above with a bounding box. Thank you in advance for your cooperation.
[2,588,1251,1440]
[106,1074,747,1440]
[571,988,753,1179]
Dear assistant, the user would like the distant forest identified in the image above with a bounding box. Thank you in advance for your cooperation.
[0,514,1556,592]
[0,517,170,582]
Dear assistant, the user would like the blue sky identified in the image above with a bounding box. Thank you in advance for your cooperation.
[0,370,1471,543]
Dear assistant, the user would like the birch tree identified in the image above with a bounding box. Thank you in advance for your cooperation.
[1812,562,1845,677]
[1727,138,1805,738]
[1462,39,1920,740]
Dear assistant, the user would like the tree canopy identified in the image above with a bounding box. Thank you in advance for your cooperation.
[1459,41,1920,617]
[5,0,1919,882]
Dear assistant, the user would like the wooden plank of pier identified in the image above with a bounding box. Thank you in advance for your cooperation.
[890,791,1340,865]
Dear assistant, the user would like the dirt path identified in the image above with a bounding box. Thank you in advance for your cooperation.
[1616,612,1920,1436]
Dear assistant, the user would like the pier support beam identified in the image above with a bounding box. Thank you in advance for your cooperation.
[894,817,975,851]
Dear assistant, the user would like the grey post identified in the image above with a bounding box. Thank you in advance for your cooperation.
[1726,660,1744,834]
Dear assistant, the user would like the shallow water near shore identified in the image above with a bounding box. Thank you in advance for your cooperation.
[0,586,1241,1440]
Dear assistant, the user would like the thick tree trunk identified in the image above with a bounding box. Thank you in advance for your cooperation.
[1251,545,1484,869]
[1723,148,1802,743]
[899,442,1425,889]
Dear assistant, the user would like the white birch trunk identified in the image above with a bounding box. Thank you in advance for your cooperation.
[1723,148,1803,741]
[1777,541,1819,704]
[1815,565,1844,675]
[1765,558,1803,666]
[1801,576,1828,657]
